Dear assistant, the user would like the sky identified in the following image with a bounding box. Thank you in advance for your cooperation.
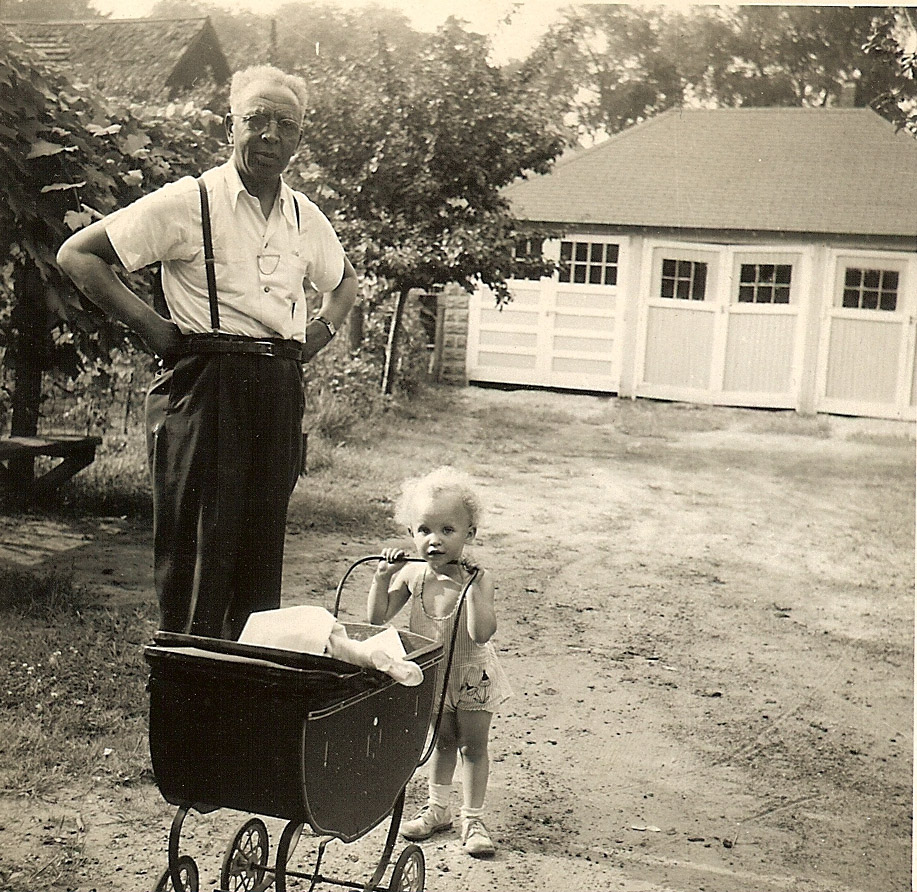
[88,0,571,64]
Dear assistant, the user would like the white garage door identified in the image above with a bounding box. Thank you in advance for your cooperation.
[466,237,627,393]
[815,250,917,421]
[634,241,809,409]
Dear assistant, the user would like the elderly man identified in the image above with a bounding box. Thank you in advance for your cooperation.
[57,65,358,638]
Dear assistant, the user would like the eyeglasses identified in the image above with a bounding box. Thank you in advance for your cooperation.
[235,112,301,139]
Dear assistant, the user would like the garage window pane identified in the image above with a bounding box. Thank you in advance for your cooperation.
[513,237,545,280]
[661,258,708,301]
[880,290,897,311]
[841,267,899,311]
[558,240,620,287]
[737,263,793,304]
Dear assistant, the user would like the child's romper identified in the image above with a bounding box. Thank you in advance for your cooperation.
[407,564,512,712]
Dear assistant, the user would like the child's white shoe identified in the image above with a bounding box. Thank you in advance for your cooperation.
[400,803,452,840]
[461,818,496,857]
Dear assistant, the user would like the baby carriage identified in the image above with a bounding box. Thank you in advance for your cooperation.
[145,556,474,892]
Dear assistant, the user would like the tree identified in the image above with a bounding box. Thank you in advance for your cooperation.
[525,5,909,139]
[0,31,226,449]
[704,6,905,110]
[864,7,917,136]
[293,20,569,392]
[519,5,722,138]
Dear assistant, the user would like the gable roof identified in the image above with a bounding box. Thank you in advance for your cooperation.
[3,17,231,101]
[506,107,917,239]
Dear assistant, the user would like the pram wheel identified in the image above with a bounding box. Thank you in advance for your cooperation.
[220,817,270,892]
[153,854,199,892]
[390,844,425,892]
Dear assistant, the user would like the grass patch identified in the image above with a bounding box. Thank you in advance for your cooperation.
[0,567,156,798]
[0,567,97,617]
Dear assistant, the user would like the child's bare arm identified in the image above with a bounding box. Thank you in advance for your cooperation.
[464,567,497,645]
[367,549,412,624]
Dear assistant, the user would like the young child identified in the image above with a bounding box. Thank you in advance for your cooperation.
[368,467,512,858]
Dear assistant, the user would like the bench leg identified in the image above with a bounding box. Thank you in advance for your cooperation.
[32,448,96,498]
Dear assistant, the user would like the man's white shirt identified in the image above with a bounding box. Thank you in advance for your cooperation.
[106,161,345,341]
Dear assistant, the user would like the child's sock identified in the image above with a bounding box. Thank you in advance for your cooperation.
[428,782,452,810]
[460,804,485,823]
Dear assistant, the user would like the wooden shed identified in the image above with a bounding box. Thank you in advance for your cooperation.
[466,107,917,420]
[4,17,231,102]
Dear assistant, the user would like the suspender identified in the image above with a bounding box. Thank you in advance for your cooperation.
[197,177,220,332]
[196,177,302,335]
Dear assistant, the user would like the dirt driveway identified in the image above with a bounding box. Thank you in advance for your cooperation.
[0,387,913,892]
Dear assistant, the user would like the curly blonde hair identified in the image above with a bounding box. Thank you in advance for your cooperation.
[229,65,308,118]
[394,467,483,530]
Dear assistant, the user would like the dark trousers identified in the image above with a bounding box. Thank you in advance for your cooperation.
[146,353,304,639]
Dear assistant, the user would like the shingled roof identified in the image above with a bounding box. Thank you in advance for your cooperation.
[506,107,917,239]
[3,17,231,102]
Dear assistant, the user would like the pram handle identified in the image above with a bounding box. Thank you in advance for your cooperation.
[332,554,426,618]
[331,553,479,768]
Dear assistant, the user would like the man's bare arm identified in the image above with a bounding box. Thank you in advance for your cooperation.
[303,254,359,361]
[57,222,183,358]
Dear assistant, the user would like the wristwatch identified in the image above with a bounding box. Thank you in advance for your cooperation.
[312,315,336,338]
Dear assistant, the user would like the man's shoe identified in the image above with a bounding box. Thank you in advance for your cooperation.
[400,804,452,841]
[461,818,496,857]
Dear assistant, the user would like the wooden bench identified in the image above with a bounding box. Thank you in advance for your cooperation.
[0,434,102,499]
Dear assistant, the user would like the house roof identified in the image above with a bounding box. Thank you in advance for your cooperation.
[3,17,231,101]
[506,108,917,239]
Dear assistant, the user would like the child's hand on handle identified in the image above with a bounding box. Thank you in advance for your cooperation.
[376,548,408,577]
[368,549,411,625]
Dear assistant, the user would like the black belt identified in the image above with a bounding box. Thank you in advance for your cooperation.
[174,334,305,361]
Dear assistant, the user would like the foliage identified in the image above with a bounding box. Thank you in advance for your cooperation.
[706,6,905,110]
[294,20,568,302]
[0,30,230,432]
[525,5,909,139]
[287,17,569,392]
[303,297,428,441]
[864,7,917,136]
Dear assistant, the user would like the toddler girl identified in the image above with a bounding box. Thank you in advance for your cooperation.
[368,467,512,857]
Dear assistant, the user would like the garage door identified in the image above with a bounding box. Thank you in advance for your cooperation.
[634,241,809,409]
[466,236,627,392]
[815,250,917,420]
